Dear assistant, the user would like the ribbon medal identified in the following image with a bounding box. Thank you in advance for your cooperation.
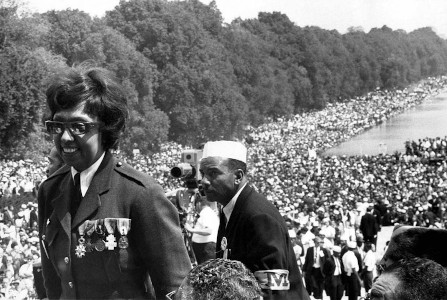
[118,218,131,249]
[84,220,96,253]
[104,218,117,250]
[94,219,106,252]
[75,222,87,258]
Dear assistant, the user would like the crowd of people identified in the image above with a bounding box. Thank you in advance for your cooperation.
[0,75,446,298]
[405,136,447,160]
[0,204,39,299]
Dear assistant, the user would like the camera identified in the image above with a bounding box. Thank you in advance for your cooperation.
[170,149,203,189]
[169,149,204,265]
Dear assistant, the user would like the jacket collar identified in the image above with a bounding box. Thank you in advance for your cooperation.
[51,152,114,233]
[224,184,252,234]
[71,151,114,229]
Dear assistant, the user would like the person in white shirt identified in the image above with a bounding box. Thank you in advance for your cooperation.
[184,196,219,264]
[320,218,336,244]
[323,245,344,300]
[361,242,376,294]
[342,241,361,300]
[303,236,330,300]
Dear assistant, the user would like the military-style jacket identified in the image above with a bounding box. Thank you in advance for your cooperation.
[38,152,191,299]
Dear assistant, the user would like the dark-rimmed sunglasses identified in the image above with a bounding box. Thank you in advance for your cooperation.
[45,121,103,135]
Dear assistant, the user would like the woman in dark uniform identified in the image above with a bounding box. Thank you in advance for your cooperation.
[38,65,191,299]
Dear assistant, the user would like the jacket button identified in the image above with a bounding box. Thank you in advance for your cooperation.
[64,257,69,264]
[68,282,74,288]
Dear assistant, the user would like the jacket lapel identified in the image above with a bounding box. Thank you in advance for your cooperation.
[225,185,252,237]
[52,166,72,237]
[71,152,114,229]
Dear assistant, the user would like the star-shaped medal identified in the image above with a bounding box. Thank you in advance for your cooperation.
[75,244,86,258]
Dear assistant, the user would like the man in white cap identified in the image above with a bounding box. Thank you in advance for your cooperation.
[199,141,310,300]
[342,241,361,300]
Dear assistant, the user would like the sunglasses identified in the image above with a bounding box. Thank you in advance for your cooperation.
[45,121,103,135]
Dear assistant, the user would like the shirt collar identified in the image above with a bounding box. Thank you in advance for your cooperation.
[222,182,248,224]
[71,152,105,197]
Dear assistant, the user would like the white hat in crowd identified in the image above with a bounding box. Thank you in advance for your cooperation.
[347,241,357,249]
[288,229,297,238]
[202,141,247,163]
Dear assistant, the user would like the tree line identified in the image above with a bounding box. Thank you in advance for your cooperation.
[1,0,447,159]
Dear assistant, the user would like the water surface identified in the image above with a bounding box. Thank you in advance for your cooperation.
[323,92,447,156]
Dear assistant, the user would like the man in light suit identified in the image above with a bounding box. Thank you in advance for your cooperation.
[38,65,190,299]
[303,236,330,300]
[199,141,309,300]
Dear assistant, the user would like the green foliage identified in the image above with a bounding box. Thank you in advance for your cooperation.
[0,46,49,159]
[2,0,447,158]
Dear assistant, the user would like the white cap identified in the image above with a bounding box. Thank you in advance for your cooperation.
[333,245,341,253]
[202,141,247,163]
[288,229,297,238]
[347,241,357,249]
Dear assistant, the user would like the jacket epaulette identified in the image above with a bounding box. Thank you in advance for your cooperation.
[113,160,155,188]
[43,165,70,183]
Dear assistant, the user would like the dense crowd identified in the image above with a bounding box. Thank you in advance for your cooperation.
[0,76,446,298]
[405,136,447,160]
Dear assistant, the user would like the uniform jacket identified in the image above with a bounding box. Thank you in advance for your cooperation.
[38,152,191,299]
[216,185,310,300]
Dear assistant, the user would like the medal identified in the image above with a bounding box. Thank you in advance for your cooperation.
[118,236,129,249]
[85,220,96,253]
[221,237,229,259]
[221,237,227,251]
[85,238,94,252]
[94,219,106,252]
[104,218,117,250]
[105,235,117,250]
[117,218,131,249]
[95,219,104,235]
[75,221,87,258]
[75,244,86,258]
[95,239,106,252]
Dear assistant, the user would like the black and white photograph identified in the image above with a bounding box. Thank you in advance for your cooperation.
[1,0,447,299]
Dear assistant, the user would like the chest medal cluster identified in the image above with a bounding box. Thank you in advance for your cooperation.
[75,218,131,258]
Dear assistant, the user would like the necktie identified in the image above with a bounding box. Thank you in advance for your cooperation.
[334,257,340,274]
[70,173,82,217]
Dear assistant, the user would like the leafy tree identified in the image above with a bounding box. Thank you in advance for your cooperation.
[0,46,48,158]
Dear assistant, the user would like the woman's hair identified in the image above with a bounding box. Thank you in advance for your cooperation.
[45,64,128,150]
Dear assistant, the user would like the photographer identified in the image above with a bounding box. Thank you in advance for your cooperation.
[184,196,219,264]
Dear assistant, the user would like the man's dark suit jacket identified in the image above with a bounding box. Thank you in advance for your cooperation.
[359,213,378,239]
[322,255,336,278]
[38,151,191,299]
[216,185,310,300]
[302,246,330,275]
